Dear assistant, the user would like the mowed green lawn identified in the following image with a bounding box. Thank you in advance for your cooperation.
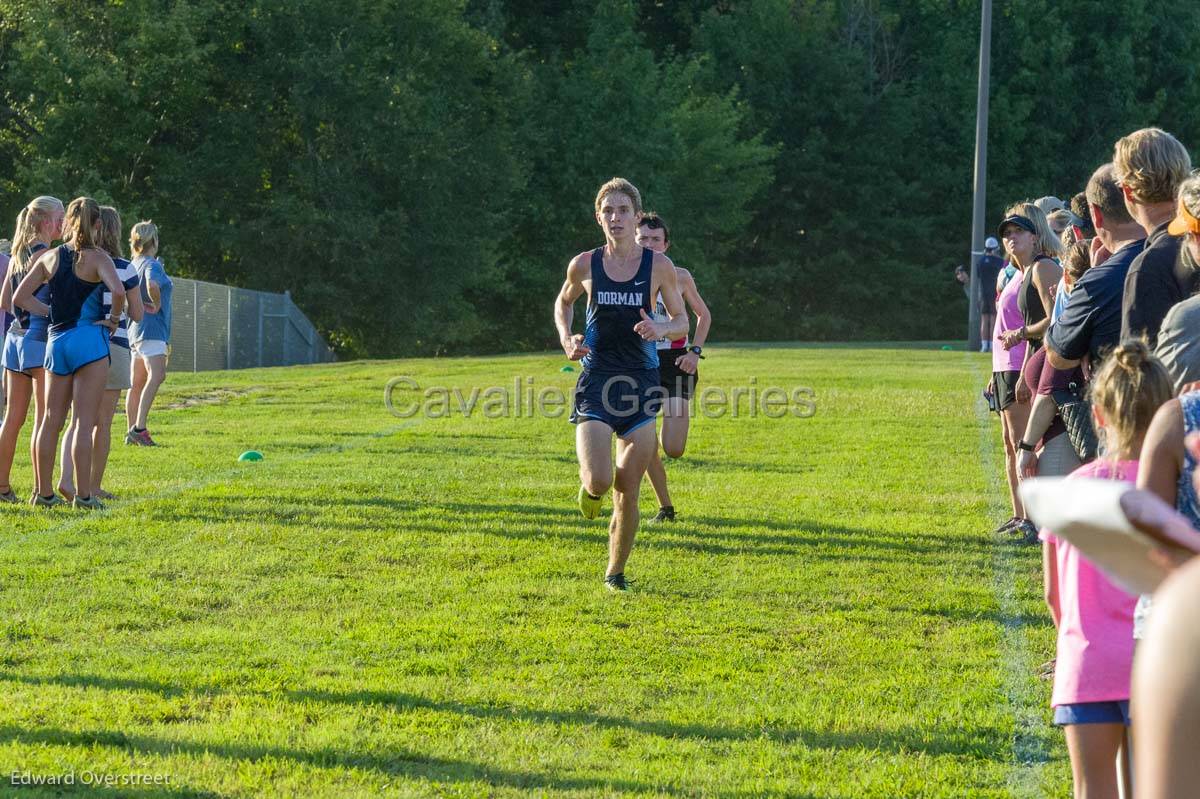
[0,344,1070,797]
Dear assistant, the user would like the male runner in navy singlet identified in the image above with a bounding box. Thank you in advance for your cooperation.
[553,178,687,591]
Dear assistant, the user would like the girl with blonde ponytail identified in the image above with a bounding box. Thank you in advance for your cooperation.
[13,197,126,510]
[1041,341,1173,798]
[0,196,64,503]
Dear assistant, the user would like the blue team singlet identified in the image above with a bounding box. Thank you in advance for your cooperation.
[570,246,662,437]
[581,247,659,373]
[43,245,109,376]
[48,245,104,333]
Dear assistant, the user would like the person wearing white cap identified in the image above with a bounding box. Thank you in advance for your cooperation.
[976,237,1004,352]
[1035,195,1066,217]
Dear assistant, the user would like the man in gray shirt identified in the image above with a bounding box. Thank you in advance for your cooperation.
[1156,174,1200,392]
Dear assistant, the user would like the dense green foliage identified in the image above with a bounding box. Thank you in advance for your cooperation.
[0,345,1069,795]
[3,1,1200,356]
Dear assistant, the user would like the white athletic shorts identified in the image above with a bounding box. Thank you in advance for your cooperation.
[132,339,169,359]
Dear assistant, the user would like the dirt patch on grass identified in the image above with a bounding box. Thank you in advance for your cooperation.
[165,387,262,410]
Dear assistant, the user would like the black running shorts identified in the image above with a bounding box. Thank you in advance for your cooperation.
[658,347,698,400]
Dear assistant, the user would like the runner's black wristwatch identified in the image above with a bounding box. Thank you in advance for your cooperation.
[688,345,704,359]
[1017,440,1035,452]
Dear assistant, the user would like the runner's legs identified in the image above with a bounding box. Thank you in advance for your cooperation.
[609,421,656,576]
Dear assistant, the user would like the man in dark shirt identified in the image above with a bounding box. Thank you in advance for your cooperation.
[1047,163,1146,370]
[1114,128,1196,345]
[976,237,1003,352]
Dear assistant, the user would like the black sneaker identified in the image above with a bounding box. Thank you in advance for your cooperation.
[993,516,1021,534]
[649,507,676,524]
[73,495,105,511]
[1014,519,1040,545]
[604,573,631,592]
[30,493,65,509]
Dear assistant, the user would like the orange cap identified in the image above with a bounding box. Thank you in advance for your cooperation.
[1168,195,1200,236]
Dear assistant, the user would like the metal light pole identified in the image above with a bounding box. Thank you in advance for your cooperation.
[967,0,992,352]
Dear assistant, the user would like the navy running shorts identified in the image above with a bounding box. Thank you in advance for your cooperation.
[17,333,47,374]
[658,347,698,400]
[570,367,662,438]
[1053,700,1131,726]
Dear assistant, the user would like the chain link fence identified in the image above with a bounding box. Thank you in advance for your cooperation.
[169,277,335,371]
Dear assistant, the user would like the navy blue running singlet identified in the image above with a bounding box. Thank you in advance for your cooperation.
[581,247,659,373]
[10,242,49,329]
[48,246,104,334]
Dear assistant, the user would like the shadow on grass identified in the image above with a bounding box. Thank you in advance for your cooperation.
[157,494,993,568]
[0,671,1009,765]
[668,456,816,476]
[919,604,1047,628]
[381,439,577,464]
[0,781,226,799]
[0,723,807,798]
[201,493,989,550]
[428,502,992,567]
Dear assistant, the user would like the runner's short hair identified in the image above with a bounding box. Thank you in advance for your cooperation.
[1086,164,1134,226]
[638,211,669,244]
[130,220,159,254]
[1070,192,1096,237]
[594,177,642,215]
[1113,128,1192,205]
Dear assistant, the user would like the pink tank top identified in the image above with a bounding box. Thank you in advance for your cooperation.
[993,271,1027,372]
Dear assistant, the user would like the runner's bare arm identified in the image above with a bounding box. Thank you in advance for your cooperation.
[0,258,15,314]
[555,253,591,360]
[144,278,161,314]
[673,268,710,374]
[1136,399,1185,506]
[634,254,687,342]
[678,268,710,346]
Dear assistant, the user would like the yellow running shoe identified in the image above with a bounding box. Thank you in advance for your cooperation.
[578,484,603,519]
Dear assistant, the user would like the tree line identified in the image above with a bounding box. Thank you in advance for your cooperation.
[3,0,1198,357]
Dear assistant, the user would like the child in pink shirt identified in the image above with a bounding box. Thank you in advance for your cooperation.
[1041,341,1175,799]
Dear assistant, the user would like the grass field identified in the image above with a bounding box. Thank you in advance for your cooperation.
[0,344,1070,797]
